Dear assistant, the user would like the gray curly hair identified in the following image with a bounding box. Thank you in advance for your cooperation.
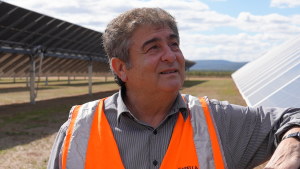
[102,7,179,87]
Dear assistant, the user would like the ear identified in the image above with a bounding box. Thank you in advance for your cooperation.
[111,58,128,82]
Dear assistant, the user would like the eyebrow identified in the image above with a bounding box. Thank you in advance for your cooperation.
[142,37,160,50]
[141,33,179,50]
[169,34,179,42]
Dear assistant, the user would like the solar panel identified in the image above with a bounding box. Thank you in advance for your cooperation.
[0,1,104,55]
[232,35,300,108]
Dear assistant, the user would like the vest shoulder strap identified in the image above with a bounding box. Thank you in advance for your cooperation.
[199,97,226,169]
[62,105,82,169]
[184,95,226,169]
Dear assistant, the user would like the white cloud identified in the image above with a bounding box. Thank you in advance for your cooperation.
[236,12,300,34]
[271,0,300,8]
[178,10,300,61]
[177,10,235,32]
[5,0,210,31]
[180,33,276,61]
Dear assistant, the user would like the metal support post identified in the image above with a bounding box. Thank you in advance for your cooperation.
[68,75,71,85]
[26,76,29,88]
[29,54,36,104]
[88,60,93,95]
[45,75,48,86]
[29,45,45,104]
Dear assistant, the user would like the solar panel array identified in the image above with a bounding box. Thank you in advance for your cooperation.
[0,1,110,77]
[232,35,300,108]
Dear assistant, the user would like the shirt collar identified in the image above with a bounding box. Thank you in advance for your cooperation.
[171,93,189,120]
[116,88,189,123]
[116,89,130,120]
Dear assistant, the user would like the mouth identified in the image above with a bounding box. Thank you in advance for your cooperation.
[160,70,178,74]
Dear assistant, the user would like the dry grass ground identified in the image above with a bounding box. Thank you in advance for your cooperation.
[0,76,117,105]
[0,76,265,169]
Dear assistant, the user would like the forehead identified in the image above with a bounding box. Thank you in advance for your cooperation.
[130,24,176,44]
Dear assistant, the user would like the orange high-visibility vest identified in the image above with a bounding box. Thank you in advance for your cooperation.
[61,96,226,169]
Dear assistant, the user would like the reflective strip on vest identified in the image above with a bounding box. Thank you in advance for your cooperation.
[62,100,101,169]
[200,97,226,169]
[61,95,226,169]
[185,95,226,169]
[61,105,81,169]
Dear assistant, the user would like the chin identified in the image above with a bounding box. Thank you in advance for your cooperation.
[160,83,182,93]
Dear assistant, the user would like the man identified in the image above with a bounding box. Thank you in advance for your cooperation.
[47,8,300,169]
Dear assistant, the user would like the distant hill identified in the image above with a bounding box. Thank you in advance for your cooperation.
[190,60,248,71]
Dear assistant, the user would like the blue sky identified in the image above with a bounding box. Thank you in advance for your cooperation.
[3,0,300,62]
[203,0,299,16]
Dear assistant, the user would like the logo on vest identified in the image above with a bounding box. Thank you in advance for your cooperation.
[178,166,198,169]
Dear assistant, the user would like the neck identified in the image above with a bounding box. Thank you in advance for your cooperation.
[124,89,178,128]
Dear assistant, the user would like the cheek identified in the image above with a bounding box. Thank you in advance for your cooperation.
[177,55,185,67]
[143,57,160,69]
[130,61,155,77]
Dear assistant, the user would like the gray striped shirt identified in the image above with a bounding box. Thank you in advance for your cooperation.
[47,90,300,169]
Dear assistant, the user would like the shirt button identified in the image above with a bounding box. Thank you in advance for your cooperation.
[153,160,158,166]
[153,129,157,135]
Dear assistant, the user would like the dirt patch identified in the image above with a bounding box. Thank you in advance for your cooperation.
[0,134,56,169]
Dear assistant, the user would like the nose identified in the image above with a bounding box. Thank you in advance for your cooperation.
[161,46,176,63]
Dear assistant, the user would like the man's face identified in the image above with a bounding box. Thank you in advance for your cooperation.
[123,24,185,94]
